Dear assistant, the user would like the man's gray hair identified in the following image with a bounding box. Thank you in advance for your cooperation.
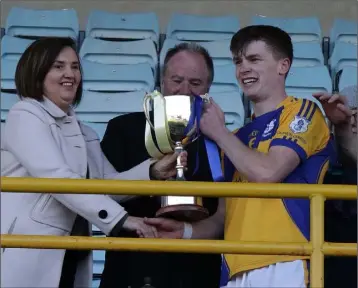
[162,42,214,84]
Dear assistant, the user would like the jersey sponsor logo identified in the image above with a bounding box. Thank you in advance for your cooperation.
[262,119,277,138]
[289,116,310,134]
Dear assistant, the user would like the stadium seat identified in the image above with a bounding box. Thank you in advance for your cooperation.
[1,59,17,91]
[5,7,79,40]
[251,16,322,42]
[1,92,19,121]
[76,90,146,140]
[329,42,357,77]
[93,250,106,275]
[86,10,160,49]
[92,279,101,288]
[1,120,5,133]
[210,90,245,131]
[81,60,154,92]
[160,38,232,69]
[292,42,324,67]
[286,66,332,94]
[76,90,145,121]
[210,64,240,93]
[338,66,357,92]
[166,13,240,41]
[79,37,158,78]
[330,19,357,52]
[1,35,34,61]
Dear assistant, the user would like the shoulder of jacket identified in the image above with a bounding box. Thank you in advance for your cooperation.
[9,100,49,122]
[109,111,146,125]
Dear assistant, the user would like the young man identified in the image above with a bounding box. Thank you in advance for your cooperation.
[99,43,222,288]
[146,25,336,287]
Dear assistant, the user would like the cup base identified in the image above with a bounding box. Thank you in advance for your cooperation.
[155,204,209,222]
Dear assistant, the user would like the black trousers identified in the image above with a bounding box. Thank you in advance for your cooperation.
[59,215,90,288]
[324,200,357,288]
[59,249,79,288]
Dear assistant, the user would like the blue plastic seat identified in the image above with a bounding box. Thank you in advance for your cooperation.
[81,60,154,92]
[292,42,324,67]
[5,7,79,39]
[93,250,105,275]
[91,225,101,233]
[251,16,321,42]
[1,59,17,90]
[79,37,158,78]
[210,64,240,93]
[77,90,146,140]
[330,19,357,52]
[286,66,332,95]
[1,120,6,149]
[1,92,20,121]
[86,10,160,49]
[92,279,101,288]
[210,90,245,131]
[329,42,357,76]
[338,66,357,92]
[160,39,232,70]
[1,35,34,61]
[166,13,240,41]
[76,90,145,121]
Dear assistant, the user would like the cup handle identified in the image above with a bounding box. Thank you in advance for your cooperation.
[143,92,155,130]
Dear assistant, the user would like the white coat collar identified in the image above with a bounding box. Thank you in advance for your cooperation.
[26,97,76,119]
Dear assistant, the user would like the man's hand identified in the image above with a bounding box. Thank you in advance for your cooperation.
[144,217,184,239]
[200,98,228,142]
[150,152,188,180]
[351,109,357,134]
[313,92,352,125]
[122,216,158,238]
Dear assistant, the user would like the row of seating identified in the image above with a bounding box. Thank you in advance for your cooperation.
[2,7,357,53]
[3,34,356,84]
[0,32,348,89]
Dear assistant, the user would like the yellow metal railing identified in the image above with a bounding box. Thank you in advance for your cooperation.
[1,177,357,288]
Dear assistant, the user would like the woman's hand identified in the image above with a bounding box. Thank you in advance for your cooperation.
[122,216,158,238]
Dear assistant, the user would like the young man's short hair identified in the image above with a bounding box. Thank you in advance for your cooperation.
[230,25,293,69]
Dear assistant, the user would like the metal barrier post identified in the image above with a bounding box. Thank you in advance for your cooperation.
[310,194,325,288]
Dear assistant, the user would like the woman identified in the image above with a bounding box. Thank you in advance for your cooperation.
[1,37,186,288]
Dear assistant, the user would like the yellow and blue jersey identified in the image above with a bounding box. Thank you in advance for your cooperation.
[220,96,336,284]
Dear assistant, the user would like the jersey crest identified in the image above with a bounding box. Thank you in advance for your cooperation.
[289,116,310,134]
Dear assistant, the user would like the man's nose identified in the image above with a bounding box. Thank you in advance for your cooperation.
[238,62,251,74]
[178,81,192,96]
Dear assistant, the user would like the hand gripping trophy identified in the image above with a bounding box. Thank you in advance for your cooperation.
[143,90,211,222]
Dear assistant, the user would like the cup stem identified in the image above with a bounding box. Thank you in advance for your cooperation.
[175,141,186,181]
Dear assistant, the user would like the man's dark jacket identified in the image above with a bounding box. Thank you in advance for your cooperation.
[99,112,221,288]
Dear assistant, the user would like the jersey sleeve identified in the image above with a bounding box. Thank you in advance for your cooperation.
[270,99,330,161]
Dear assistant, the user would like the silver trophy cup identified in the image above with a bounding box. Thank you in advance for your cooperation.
[143,90,209,222]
